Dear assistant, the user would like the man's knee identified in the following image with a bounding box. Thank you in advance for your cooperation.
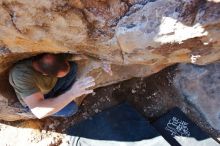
[52,102,78,117]
[61,102,78,117]
[68,103,78,117]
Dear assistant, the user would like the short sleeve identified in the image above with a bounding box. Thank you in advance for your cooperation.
[9,66,40,99]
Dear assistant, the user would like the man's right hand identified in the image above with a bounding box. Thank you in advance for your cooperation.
[24,76,95,119]
[68,76,95,98]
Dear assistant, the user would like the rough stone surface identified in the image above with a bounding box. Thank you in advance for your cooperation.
[1,62,219,145]
[116,0,220,65]
[0,0,220,121]
[174,62,220,130]
[0,120,67,146]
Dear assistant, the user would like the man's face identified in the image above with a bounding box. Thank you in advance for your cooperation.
[41,54,70,78]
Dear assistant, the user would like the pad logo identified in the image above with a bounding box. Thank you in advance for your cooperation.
[165,117,190,137]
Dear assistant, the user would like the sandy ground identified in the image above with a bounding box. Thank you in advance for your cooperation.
[0,64,219,145]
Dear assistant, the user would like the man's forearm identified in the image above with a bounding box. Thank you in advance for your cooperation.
[26,76,95,119]
[31,91,77,119]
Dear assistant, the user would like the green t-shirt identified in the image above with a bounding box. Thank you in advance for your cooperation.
[9,59,58,107]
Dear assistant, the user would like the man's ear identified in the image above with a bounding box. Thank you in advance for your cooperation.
[66,61,70,70]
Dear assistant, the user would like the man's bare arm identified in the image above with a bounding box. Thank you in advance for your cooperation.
[24,77,95,119]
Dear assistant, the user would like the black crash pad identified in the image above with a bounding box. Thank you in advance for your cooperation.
[67,103,169,146]
[152,107,219,146]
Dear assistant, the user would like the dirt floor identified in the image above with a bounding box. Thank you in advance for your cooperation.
[1,64,219,145]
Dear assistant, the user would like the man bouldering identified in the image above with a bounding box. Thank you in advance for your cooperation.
[9,53,95,119]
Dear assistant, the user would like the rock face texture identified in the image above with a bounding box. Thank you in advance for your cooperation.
[174,62,220,131]
[0,0,220,121]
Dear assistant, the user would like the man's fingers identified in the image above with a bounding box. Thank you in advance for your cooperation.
[83,82,96,89]
[83,90,94,95]
[82,78,95,85]
[86,76,94,80]
[78,77,95,86]
[82,76,94,82]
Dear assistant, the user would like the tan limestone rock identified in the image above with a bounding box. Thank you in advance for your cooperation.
[0,0,219,121]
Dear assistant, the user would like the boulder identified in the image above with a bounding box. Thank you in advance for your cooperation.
[0,0,219,121]
[174,62,220,131]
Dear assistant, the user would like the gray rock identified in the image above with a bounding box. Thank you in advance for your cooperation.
[174,62,220,130]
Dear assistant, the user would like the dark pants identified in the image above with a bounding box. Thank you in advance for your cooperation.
[44,62,78,117]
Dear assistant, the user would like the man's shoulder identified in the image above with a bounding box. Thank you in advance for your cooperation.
[9,59,40,105]
[10,59,32,72]
[9,59,35,82]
